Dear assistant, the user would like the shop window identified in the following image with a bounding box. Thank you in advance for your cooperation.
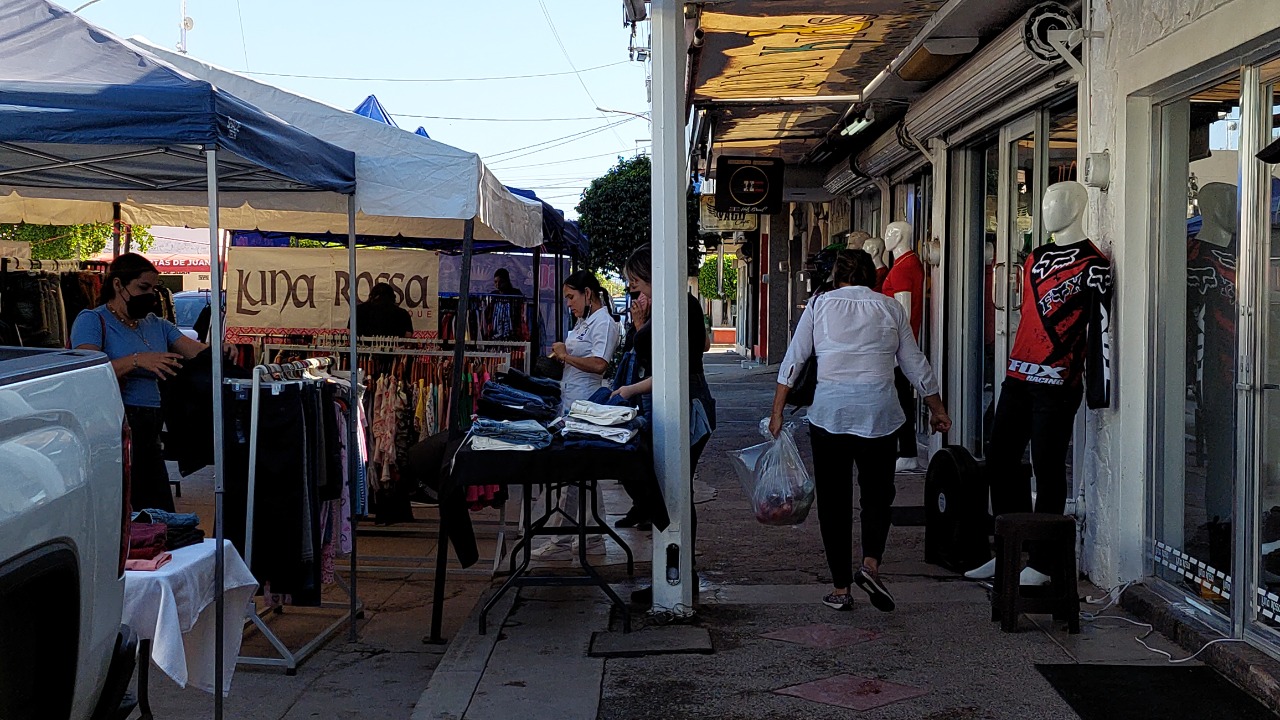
[1153,74,1242,614]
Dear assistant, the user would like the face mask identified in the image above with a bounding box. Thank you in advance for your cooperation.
[123,287,157,319]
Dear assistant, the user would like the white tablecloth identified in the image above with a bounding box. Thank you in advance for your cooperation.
[123,539,258,695]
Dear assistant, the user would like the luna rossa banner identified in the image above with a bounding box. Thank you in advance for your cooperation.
[225,247,439,337]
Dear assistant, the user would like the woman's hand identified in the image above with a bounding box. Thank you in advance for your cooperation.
[768,412,783,438]
[611,383,638,401]
[551,342,568,362]
[135,352,184,380]
[929,408,952,434]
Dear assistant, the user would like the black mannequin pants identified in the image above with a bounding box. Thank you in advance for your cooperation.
[987,378,1082,571]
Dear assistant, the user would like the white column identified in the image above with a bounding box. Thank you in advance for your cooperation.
[650,0,693,612]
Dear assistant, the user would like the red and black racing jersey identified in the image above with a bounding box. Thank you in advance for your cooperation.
[1186,237,1237,398]
[1006,240,1113,408]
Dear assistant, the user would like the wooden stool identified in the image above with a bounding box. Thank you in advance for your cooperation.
[991,513,1080,634]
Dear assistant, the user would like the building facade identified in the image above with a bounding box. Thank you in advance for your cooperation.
[668,0,1280,658]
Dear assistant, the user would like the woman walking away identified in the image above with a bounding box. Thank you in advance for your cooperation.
[72,253,209,512]
[532,270,621,559]
[769,249,951,612]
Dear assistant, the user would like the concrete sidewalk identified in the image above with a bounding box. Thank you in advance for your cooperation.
[412,352,1196,720]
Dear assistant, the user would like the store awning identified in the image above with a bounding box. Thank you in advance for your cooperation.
[689,1,947,167]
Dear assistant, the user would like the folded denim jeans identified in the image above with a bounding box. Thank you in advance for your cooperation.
[480,382,559,422]
[133,509,200,529]
[569,400,638,426]
[563,417,640,444]
[470,417,553,449]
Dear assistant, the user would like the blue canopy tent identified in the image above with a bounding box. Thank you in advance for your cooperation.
[352,94,399,128]
[415,127,431,139]
[0,3,359,715]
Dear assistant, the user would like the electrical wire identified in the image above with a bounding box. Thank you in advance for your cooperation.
[1078,582,1247,663]
[234,0,250,71]
[489,146,651,170]
[536,0,627,148]
[243,61,628,83]
[483,117,639,163]
[391,113,606,123]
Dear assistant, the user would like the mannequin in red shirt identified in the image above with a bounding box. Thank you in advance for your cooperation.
[882,221,926,471]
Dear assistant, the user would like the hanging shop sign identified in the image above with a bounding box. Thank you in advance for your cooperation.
[700,195,759,232]
[225,247,439,336]
[715,156,784,215]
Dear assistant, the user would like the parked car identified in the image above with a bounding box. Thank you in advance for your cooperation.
[173,290,211,341]
[0,347,136,719]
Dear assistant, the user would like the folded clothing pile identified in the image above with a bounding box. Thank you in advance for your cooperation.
[470,417,553,451]
[133,509,206,551]
[556,400,643,445]
[479,381,559,422]
[125,522,173,571]
[500,368,561,402]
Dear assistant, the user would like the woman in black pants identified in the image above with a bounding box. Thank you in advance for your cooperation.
[769,249,950,612]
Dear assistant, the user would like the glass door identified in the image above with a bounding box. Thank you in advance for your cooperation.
[994,114,1041,397]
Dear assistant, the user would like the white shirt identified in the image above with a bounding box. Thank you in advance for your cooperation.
[777,285,940,437]
[560,306,621,413]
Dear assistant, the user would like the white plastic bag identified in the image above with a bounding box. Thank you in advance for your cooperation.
[727,419,815,526]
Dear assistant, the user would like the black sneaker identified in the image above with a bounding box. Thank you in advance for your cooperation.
[854,566,896,612]
[614,507,645,528]
[822,591,853,611]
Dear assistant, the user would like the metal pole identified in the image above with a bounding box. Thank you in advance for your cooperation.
[111,202,121,258]
[650,0,693,613]
[450,219,475,435]
[554,253,563,340]
[206,148,225,720]
[346,196,360,641]
[530,246,542,358]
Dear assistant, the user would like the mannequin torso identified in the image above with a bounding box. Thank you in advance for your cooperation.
[881,221,923,338]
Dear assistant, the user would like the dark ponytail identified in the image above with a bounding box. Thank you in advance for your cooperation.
[831,248,877,288]
[100,252,159,304]
[563,270,605,307]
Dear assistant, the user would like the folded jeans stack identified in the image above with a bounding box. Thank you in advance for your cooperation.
[500,368,561,403]
[128,522,168,561]
[470,417,553,450]
[134,509,206,551]
[479,381,559,422]
[562,417,642,445]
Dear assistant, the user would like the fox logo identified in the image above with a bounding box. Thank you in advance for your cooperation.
[1086,265,1112,294]
[1210,249,1236,270]
[1032,249,1079,279]
[1187,266,1219,294]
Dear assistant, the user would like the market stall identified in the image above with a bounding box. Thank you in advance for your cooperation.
[0,3,361,717]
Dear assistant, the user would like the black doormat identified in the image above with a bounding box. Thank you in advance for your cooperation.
[1035,664,1276,720]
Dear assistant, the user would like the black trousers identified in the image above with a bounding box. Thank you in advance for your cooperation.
[125,406,175,513]
[987,378,1082,569]
[893,368,917,458]
[809,424,898,589]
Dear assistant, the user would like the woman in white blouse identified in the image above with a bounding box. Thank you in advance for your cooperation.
[534,270,621,559]
[769,248,952,613]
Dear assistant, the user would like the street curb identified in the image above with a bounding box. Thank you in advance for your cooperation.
[1120,583,1280,714]
[410,586,515,720]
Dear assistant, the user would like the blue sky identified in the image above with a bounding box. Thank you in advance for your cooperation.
[77,0,651,218]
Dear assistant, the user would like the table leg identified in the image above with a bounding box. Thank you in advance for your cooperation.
[138,638,153,720]
[588,478,634,576]
[481,484,536,635]
[576,480,631,633]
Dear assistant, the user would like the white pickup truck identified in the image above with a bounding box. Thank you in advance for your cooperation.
[0,347,137,719]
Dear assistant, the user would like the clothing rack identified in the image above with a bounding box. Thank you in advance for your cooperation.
[263,342,515,578]
[227,358,364,674]
[237,332,532,374]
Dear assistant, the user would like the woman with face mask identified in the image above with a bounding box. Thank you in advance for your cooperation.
[533,270,622,560]
[71,253,209,512]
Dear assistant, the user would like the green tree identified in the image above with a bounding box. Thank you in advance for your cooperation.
[697,253,737,301]
[575,154,709,277]
[0,223,153,260]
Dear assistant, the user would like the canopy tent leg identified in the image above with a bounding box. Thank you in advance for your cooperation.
[431,217,475,643]
[531,246,541,363]
[205,148,226,720]
[554,253,563,340]
[650,0,693,614]
[346,196,359,642]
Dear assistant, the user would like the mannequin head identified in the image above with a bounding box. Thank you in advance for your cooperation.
[862,236,886,269]
[1197,182,1238,248]
[845,230,871,250]
[1042,181,1089,245]
[883,221,913,257]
